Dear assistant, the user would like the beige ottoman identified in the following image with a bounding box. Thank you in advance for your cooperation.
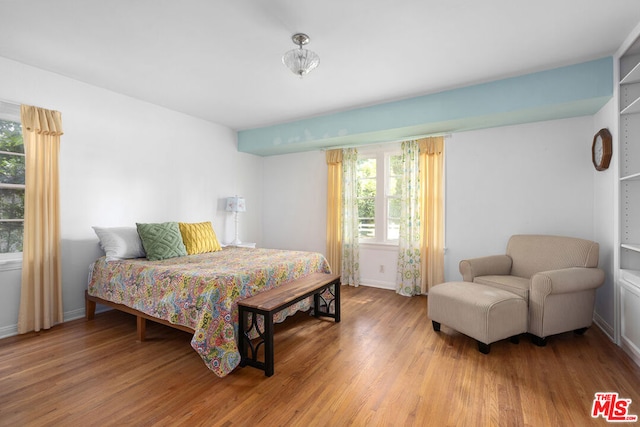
[428,281,527,354]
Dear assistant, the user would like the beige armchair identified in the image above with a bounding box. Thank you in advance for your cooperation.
[459,235,605,346]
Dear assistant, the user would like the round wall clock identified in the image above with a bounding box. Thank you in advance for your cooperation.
[592,128,612,171]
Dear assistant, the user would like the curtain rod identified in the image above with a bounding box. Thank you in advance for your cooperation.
[321,133,451,151]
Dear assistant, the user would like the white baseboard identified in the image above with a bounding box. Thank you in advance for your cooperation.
[0,307,95,340]
[621,337,640,369]
[593,311,615,342]
[0,324,17,339]
[360,280,395,290]
[64,308,86,322]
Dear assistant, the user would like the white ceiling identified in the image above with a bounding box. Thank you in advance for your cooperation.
[1,0,640,131]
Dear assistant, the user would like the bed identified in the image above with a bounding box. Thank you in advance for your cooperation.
[86,246,331,377]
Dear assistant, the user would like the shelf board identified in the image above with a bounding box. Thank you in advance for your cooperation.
[621,172,640,181]
[622,243,640,253]
[621,96,640,115]
[621,61,640,84]
[620,269,640,289]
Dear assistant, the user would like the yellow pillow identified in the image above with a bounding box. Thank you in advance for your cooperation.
[178,221,222,255]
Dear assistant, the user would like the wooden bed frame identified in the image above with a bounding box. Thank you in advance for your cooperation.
[85,290,194,341]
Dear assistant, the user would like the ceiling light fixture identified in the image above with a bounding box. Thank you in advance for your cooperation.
[282,33,320,78]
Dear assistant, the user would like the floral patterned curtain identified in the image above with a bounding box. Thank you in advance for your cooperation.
[396,140,422,296]
[341,148,360,287]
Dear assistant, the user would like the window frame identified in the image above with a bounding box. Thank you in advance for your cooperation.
[0,102,24,264]
[356,144,402,246]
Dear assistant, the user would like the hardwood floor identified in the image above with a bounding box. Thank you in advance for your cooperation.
[1,285,639,426]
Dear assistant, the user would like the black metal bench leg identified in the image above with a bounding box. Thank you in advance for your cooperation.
[334,281,341,322]
[264,315,275,377]
[312,280,341,322]
[313,292,320,319]
[238,307,247,366]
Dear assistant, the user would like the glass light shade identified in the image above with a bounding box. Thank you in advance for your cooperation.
[282,47,320,77]
[225,196,246,213]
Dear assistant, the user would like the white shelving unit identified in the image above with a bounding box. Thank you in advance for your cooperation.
[619,39,640,364]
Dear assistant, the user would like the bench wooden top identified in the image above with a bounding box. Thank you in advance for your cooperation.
[238,273,340,312]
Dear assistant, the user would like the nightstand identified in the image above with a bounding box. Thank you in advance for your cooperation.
[224,242,256,248]
[235,242,256,248]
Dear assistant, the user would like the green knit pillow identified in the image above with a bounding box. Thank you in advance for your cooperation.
[136,222,187,261]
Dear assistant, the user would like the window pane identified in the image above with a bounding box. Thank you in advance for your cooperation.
[387,197,401,241]
[357,158,376,179]
[0,188,24,254]
[387,219,400,241]
[358,218,375,238]
[357,177,376,198]
[388,197,401,219]
[0,118,25,254]
[0,119,25,185]
[389,154,403,175]
[0,152,25,184]
[388,176,400,196]
[0,188,24,219]
[0,221,23,253]
[357,157,376,239]
[358,197,375,238]
[387,154,402,197]
[0,119,23,153]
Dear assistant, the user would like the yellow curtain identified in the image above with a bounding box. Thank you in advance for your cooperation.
[326,149,343,275]
[18,105,64,334]
[418,137,445,293]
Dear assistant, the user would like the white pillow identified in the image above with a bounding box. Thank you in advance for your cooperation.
[92,226,146,261]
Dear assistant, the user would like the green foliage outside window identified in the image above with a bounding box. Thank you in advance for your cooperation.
[0,119,25,253]
[357,157,376,238]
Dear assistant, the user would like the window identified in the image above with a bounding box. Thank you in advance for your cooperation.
[0,104,24,255]
[356,147,402,244]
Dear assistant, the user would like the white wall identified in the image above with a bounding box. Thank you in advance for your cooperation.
[592,98,617,337]
[261,150,327,254]
[445,117,596,280]
[0,56,262,336]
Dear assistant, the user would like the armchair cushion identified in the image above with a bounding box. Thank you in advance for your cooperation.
[474,275,530,300]
[506,235,599,279]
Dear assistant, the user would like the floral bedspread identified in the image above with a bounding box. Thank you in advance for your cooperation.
[87,247,331,377]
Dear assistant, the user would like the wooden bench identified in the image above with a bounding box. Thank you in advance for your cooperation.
[237,272,341,376]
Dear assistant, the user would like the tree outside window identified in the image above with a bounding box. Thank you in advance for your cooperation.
[0,119,25,253]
